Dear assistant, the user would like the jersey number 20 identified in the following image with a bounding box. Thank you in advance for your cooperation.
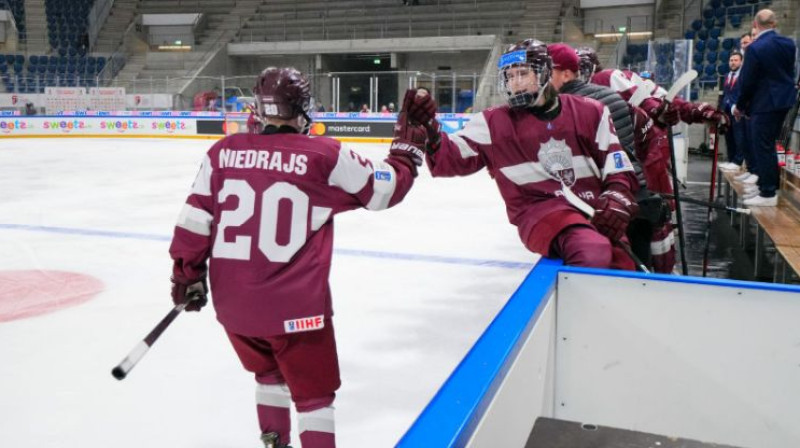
[213,179,309,262]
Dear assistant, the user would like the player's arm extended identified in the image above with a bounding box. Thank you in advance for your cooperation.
[424,111,489,177]
[327,143,415,211]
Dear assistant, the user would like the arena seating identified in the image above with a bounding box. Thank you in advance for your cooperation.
[2,0,25,40]
[237,0,559,43]
[0,53,107,93]
[683,0,772,96]
[44,0,94,54]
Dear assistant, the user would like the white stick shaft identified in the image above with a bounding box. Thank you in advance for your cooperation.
[116,341,150,376]
[561,185,595,217]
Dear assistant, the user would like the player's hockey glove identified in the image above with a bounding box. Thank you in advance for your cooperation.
[642,97,678,127]
[171,274,208,312]
[696,103,729,133]
[591,184,639,242]
[405,88,442,153]
[389,89,428,176]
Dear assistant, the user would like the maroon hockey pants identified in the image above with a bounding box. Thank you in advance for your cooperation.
[550,224,635,271]
[227,321,340,447]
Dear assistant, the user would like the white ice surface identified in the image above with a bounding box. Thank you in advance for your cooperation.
[0,138,538,448]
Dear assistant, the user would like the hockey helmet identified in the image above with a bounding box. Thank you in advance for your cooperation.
[497,39,552,108]
[253,67,313,132]
[575,47,601,82]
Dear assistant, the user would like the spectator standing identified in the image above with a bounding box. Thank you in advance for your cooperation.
[719,51,748,174]
[733,9,798,206]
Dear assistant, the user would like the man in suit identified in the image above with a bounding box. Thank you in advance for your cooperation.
[719,52,748,173]
[733,9,798,206]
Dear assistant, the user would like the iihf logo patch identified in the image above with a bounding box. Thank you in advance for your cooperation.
[284,315,325,333]
[375,170,391,181]
[614,153,624,169]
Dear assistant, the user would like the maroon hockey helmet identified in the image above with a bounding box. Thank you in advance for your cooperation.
[576,47,602,82]
[253,67,312,129]
[497,39,552,108]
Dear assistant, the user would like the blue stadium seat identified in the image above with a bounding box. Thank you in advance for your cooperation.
[710,27,722,39]
[731,15,742,28]
[707,51,718,63]
[704,18,716,29]
[718,64,730,76]
[722,38,735,50]
[707,38,719,51]
[693,52,705,64]
[704,64,717,76]
[695,40,706,52]
[691,19,703,31]
[698,29,709,40]
[685,30,696,40]
[703,8,714,19]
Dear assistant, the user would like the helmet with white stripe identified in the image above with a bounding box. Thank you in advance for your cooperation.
[498,39,552,108]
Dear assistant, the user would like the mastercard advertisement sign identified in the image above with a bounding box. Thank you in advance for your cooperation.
[309,120,395,141]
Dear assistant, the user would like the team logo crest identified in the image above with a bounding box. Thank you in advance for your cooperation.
[538,138,575,187]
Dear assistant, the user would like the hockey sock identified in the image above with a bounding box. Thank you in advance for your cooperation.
[298,405,335,448]
[256,383,291,444]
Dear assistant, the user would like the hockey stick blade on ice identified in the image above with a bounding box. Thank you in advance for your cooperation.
[111,296,201,380]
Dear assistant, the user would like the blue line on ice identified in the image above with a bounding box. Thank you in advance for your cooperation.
[0,223,534,270]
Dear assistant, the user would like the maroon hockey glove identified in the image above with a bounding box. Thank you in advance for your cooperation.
[591,185,639,242]
[389,89,428,175]
[171,274,208,312]
[653,100,679,127]
[406,88,442,151]
[696,103,729,133]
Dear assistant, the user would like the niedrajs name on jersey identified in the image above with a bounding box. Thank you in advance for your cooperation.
[219,148,308,175]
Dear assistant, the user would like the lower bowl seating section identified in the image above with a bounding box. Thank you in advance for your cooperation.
[0,54,107,93]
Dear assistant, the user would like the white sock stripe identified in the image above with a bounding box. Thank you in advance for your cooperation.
[255,383,291,408]
[298,406,335,434]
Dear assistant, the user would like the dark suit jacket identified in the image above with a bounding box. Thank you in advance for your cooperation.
[721,68,741,114]
[736,29,797,115]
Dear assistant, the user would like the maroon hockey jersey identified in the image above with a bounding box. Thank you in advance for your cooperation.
[169,132,414,337]
[426,94,637,254]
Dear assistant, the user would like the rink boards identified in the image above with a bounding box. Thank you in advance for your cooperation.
[399,259,800,448]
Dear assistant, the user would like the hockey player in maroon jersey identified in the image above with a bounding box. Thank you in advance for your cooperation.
[168,67,423,448]
[553,44,674,273]
[592,68,729,132]
[409,39,639,269]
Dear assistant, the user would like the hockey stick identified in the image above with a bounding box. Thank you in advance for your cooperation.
[660,193,751,215]
[702,121,721,277]
[111,295,203,380]
[662,70,698,276]
[561,186,651,273]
